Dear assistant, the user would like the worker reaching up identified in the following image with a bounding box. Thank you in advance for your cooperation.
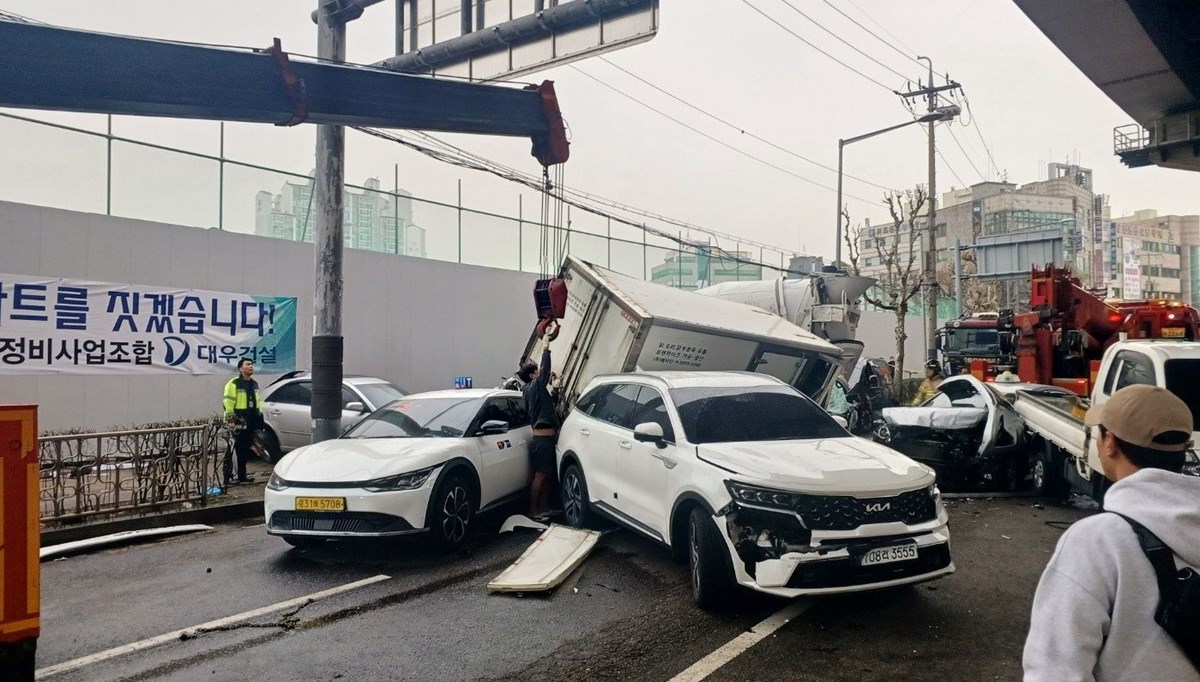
[911,360,945,405]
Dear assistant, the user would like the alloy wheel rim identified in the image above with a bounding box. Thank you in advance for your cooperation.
[564,474,582,522]
[442,485,470,543]
[1033,460,1045,492]
[689,515,701,594]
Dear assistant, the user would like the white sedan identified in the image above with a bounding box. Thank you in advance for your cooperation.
[264,389,531,550]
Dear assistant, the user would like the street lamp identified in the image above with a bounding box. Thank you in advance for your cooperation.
[834,108,958,267]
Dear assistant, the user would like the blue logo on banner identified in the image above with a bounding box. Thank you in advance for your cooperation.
[454,376,473,389]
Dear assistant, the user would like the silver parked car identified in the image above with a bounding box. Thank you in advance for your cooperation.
[259,371,408,462]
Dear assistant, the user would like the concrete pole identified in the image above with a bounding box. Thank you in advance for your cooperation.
[922,57,939,362]
[311,2,346,444]
[954,239,963,318]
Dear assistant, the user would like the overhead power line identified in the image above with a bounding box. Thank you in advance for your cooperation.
[361,127,809,261]
[822,0,945,79]
[844,0,920,57]
[935,147,967,188]
[739,0,898,94]
[595,56,891,192]
[947,127,987,183]
[568,65,880,205]
[777,0,915,82]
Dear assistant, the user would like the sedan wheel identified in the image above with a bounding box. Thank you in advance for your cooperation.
[432,474,474,550]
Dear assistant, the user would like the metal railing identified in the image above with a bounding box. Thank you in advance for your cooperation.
[0,110,799,282]
[1114,123,1150,154]
[39,423,222,522]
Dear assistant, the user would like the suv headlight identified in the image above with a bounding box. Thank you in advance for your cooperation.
[267,472,290,491]
[362,466,436,493]
[725,481,799,510]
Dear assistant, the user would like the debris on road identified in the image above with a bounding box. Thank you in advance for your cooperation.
[498,514,549,534]
[488,524,600,593]
[40,524,213,561]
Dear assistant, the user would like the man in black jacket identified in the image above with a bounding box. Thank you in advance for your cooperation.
[523,323,560,518]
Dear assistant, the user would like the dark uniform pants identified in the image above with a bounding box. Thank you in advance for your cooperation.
[224,413,261,482]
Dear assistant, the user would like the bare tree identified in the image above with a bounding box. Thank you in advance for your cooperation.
[935,251,999,316]
[842,187,928,390]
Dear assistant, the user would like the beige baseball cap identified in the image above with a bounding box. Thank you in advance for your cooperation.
[1085,385,1194,452]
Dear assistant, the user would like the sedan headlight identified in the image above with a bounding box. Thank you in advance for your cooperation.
[362,466,436,493]
[267,472,290,491]
[725,481,799,510]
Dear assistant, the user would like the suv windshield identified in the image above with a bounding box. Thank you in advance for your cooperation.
[669,385,847,444]
[356,382,406,408]
[1164,359,1200,431]
[343,397,482,439]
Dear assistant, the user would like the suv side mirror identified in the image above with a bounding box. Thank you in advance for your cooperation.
[831,415,849,429]
[479,419,510,436]
[633,422,666,448]
[345,401,367,414]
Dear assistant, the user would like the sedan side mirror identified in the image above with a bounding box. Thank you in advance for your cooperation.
[831,415,849,429]
[479,419,510,436]
[345,401,368,414]
[633,422,666,448]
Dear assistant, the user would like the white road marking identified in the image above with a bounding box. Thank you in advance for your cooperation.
[668,600,813,682]
[36,574,391,679]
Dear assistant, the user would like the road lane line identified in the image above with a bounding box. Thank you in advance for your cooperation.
[668,600,813,682]
[36,574,391,679]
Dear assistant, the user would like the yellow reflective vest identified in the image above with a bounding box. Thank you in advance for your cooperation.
[910,377,944,406]
[223,377,262,419]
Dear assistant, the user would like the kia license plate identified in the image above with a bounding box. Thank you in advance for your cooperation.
[295,497,345,512]
[860,543,918,566]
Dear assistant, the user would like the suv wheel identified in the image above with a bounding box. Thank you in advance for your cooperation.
[430,473,474,550]
[561,463,594,527]
[687,506,733,610]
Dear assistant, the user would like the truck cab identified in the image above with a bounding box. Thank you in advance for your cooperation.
[1086,340,1200,475]
[1011,340,1200,501]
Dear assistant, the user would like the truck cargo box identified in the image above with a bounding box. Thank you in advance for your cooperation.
[525,257,845,415]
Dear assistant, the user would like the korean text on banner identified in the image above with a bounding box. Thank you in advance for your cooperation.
[0,274,297,375]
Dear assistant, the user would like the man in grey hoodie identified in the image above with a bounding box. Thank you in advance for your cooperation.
[1024,384,1200,681]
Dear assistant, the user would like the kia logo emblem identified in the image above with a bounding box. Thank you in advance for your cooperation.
[865,502,891,513]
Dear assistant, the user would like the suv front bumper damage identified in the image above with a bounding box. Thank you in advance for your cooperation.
[719,503,954,597]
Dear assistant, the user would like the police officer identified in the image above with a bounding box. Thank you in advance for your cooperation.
[222,358,262,485]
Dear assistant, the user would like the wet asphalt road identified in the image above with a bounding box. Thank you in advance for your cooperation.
[38,496,1090,682]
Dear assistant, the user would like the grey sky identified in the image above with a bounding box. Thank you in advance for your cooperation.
[2,0,1197,268]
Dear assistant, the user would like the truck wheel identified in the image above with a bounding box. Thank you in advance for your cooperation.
[1033,441,1065,500]
[688,507,734,610]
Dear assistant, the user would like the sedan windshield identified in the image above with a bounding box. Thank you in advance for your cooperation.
[343,397,482,439]
[669,385,847,444]
[356,382,407,408]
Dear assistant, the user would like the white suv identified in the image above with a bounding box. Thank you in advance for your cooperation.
[556,371,954,608]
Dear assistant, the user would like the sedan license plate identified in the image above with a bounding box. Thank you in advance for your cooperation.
[860,544,918,566]
[1163,327,1186,338]
[295,497,346,512]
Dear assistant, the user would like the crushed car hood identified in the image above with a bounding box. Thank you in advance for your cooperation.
[275,438,463,483]
[698,437,934,494]
[881,406,987,430]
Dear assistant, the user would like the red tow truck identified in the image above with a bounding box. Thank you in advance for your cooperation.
[1012,265,1200,395]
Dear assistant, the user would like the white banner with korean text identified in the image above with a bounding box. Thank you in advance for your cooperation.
[0,274,297,374]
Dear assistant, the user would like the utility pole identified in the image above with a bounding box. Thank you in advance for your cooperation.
[900,59,960,362]
[312,1,350,444]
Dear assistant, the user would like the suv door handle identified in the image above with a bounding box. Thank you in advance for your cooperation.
[619,441,632,450]
[579,428,590,436]
[268,409,282,416]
